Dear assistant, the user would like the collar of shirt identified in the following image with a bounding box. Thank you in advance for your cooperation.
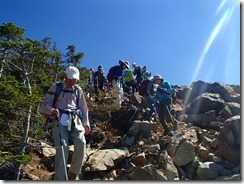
[62,81,76,90]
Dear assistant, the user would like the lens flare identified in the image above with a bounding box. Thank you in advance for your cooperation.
[184,0,239,105]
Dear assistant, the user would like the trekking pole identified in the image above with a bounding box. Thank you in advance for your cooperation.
[129,106,138,122]
[56,113,69,180]
[165,105,178,130]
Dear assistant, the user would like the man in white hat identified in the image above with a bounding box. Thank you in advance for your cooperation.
[41,66,91,180]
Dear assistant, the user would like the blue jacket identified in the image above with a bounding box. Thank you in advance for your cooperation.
[155,80,175,102]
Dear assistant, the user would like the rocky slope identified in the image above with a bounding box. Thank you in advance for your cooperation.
[1,80,241,180]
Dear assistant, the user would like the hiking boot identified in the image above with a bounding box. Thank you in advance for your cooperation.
[68,171,78,180]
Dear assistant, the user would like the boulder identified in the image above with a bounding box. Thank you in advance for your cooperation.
[158,150,179,180]
[187,93,225,115]
[225,102,240,116]
[209,82,240,102]
[196,162,231,180]
[215,116,240,164]
[172,140,195,166]
[220,115,240,145]
[184,81,211,104]
[128,120,154,138]
[84,148,129,171]
[129,166,156,180]
[187,110,217,127]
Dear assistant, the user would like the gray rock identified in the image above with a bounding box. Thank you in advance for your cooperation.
[84,148,128,171]
[144,165,168,180]
[172,140,195,166]
[188,110,217,127]
[184,80,211,104]
[220,115,240,145]
[129,166,155,180]
[196,162,231,180]
[158,150,179,180]
[225,102,240,116]
[216,174,241,181]
[128,120,153,138]
[187,93,225,115]
[219,105,232,118]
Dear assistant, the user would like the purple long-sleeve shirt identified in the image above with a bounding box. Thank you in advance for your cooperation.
[40,81,90,126]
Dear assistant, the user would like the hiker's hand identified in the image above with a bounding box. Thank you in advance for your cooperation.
[175,98,182,104]
[85,125,91,135]
[157,87,164,92]
[51,108,59,117]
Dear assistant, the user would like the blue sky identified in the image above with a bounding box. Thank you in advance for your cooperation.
[0,0,241,85]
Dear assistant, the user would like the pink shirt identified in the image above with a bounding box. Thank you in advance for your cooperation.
[41,81,90,126]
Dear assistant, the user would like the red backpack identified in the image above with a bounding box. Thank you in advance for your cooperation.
[138,80,151,96]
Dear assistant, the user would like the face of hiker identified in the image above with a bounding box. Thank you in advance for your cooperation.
[154,79,161,85]
[64,75,77,88]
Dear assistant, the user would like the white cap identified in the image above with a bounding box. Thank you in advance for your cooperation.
[65,66,80,80]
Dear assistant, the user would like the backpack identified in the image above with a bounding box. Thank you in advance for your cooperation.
[138,80,151,96]
[123,69,135,82]
[107,65,122,83]
[53,82,80,107]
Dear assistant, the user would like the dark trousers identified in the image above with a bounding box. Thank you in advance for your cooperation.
[156,97,172,132]
[94,83,104,95]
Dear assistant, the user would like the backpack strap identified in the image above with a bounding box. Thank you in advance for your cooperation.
[52,82,80,108]
[53,82,63,107]
[74,84,80,106]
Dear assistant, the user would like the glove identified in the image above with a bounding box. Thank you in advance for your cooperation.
[157,87,164,92]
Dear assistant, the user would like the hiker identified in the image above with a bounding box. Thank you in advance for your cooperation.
[122,61,136,94]
[153,75,176,136]
[132,62,143,91]
[142,66,152,81]
[142,77,157,121]
[107,60,125,107]
[40,66,91,180]
[93,65,108,99]
[88,68,94,87]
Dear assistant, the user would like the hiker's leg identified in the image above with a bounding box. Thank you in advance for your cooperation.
[69,129,86,176]
[156,101,170,133]
[94,85,99,95]
[52,119,69,180]
[131,81,137,93]
[99,83,104,92]
[162,98,172,123]
[113,80,123,106]
[146,97,155,120]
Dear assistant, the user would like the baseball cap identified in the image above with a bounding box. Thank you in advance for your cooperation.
[65,66,80,80]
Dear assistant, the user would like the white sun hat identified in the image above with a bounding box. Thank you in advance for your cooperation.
[65,66,80,80]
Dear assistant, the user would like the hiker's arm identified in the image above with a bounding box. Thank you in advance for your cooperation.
[40,83,56,116]
[77,88,90,127]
